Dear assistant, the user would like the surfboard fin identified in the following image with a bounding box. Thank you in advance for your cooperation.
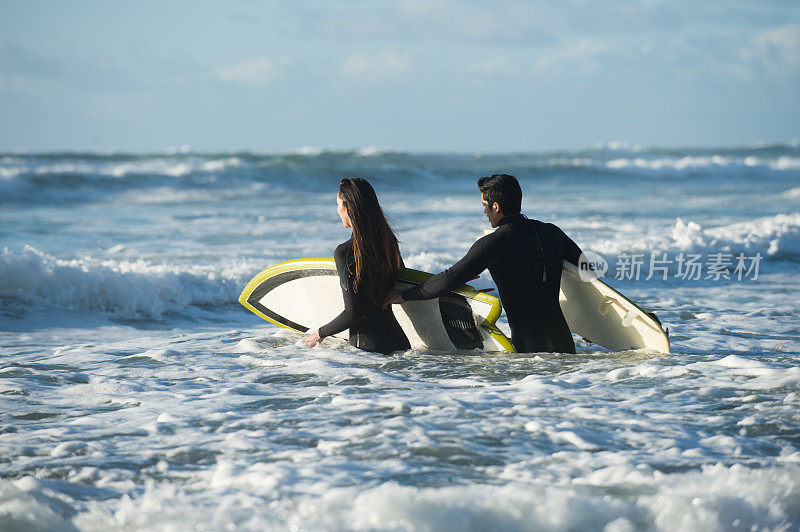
[598,296,616,315]
[621,310,636,327]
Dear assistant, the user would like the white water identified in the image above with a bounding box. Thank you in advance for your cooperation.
[2,147,799,530]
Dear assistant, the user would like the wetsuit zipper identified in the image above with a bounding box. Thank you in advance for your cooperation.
[522,215,547,283]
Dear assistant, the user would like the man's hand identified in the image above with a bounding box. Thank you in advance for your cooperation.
[381,290,404,310]
[304,329,322,347]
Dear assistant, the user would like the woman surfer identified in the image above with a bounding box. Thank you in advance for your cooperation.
[304,178,410,354]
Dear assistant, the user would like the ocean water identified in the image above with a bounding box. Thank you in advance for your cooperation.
[1,144,799,531]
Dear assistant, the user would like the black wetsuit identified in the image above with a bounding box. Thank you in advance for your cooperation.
[402,214,582,353]
[318,238,411,355]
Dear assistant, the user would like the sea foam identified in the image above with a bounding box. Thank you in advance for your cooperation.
[0,246,251,320]
[5,463,796,531]
[590,213,800,259]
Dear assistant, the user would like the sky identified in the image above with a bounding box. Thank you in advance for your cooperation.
[0,0,799,153]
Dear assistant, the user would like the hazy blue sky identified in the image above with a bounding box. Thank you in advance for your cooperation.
[1,0,798,152]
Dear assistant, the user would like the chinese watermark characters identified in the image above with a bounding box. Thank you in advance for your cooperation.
[608,252,762,281]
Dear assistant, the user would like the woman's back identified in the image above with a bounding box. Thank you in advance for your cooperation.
[318,238,409,354]
[306,177,409,354]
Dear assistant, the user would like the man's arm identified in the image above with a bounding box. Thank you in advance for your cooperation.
[388,236,493,305]
[557,225,583,267]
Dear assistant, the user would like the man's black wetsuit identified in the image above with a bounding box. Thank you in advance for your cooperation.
[402,214,582,353]
[319,238,411,355]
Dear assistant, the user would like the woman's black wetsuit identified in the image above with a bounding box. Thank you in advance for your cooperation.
[318,238,410,355]
[401,214,582,354]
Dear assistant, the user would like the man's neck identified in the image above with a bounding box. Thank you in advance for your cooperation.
[498,213,524,226]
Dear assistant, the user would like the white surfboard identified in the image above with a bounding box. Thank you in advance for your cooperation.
[239,258,669,354]
[559,261,670,353]
[239,258,514,352]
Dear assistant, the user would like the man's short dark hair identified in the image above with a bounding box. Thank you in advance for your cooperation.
[478,174,522,215]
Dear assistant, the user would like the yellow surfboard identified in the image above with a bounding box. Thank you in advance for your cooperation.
[239,258,514,352]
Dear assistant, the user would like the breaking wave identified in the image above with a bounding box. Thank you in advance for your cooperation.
[590,213,800,259]
[0,246,253,320]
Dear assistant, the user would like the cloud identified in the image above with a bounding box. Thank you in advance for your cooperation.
[462,39,614,81]
[394,0,560,45]
[463,57,521,77]
[533,39,613,76]
[1,41,204,92]
[302,0,557,46]
[341,51,414,81]
[740,24,800,77]
[217,58,283,86]
[0,42,65,79]
[0,42,67,91]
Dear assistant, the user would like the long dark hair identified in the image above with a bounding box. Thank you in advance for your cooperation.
[338,178,403,306]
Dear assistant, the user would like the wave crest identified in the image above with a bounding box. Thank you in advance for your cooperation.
[0,246,252,320]
[588,213,800,267]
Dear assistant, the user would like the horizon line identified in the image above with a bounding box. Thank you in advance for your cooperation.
[2,139,799,158]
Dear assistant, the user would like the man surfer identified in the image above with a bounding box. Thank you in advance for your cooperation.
[382,174,584,353]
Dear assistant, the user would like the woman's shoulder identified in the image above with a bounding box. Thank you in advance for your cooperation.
[333,238,354,259]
